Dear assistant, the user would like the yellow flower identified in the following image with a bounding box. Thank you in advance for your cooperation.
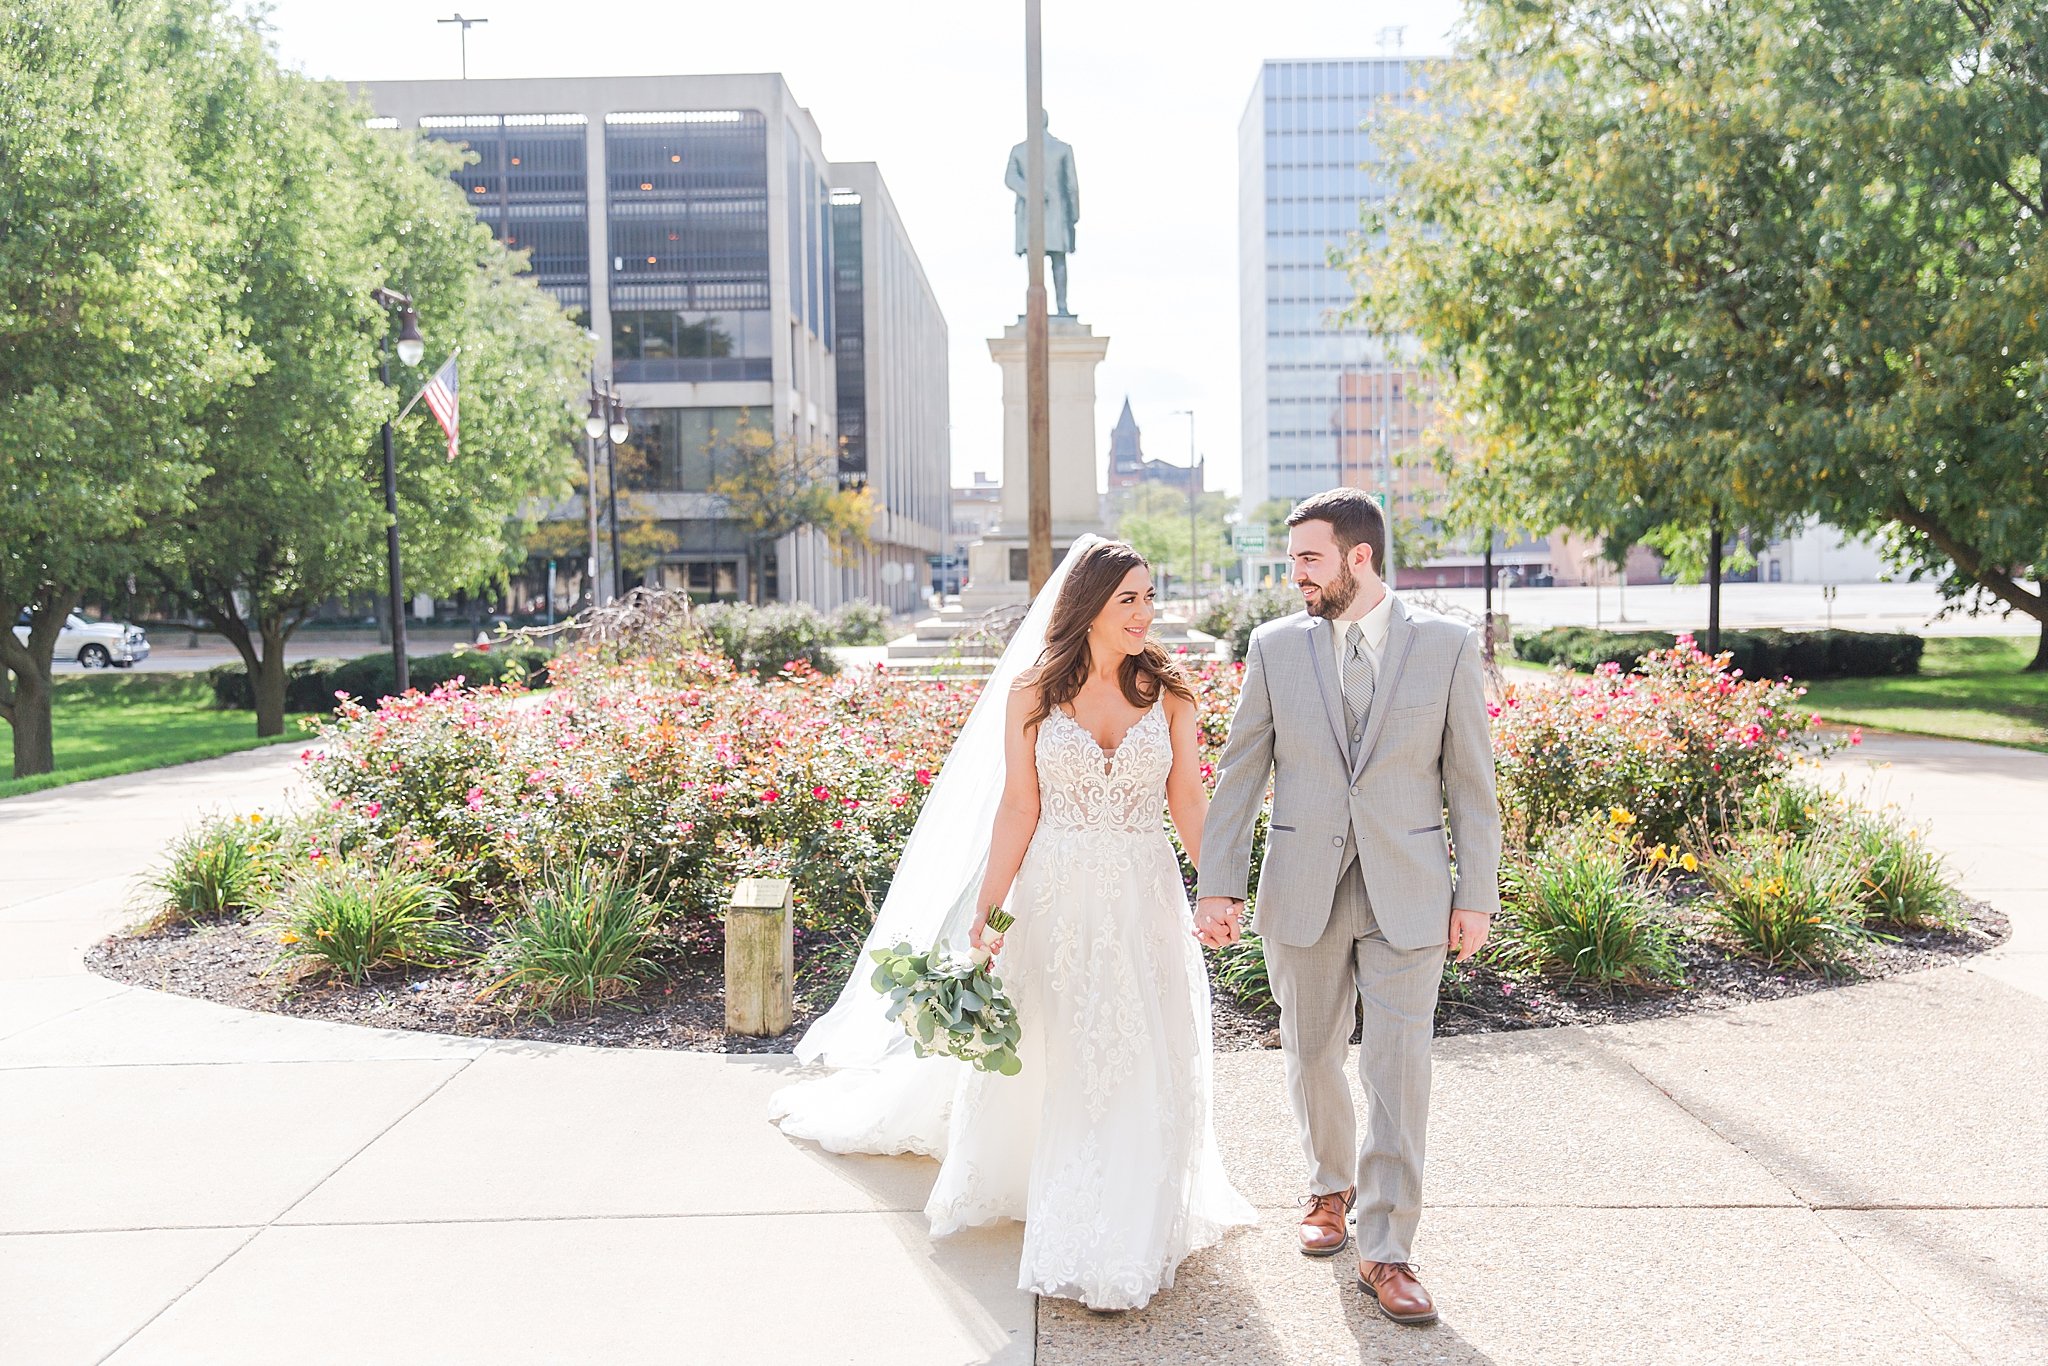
[247,813,264,825]
[1680,853,1698,872]
[1648,844,1671,864]
[1607,807,1637,827]
[279,932,301,945]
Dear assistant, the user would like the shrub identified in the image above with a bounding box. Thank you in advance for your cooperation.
[693,602,840,675]
[1838,814,1958,930]
[275,864,464,985]
[1197,584,1301,662]
[1704,830,1869,971]
[207,646,552,712]
[828,600,895,647]
[1496,823,1681,987]
[1215,933,1276,1012]
[1740,779,1838,841]
[1492,636,1839,847]
[483,864,666,1013]
[150,813,277,923]
[1512,626,1921,681]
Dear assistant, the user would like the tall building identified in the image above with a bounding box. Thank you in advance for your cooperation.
[1238,58,1432,514]
[358,74,948,613]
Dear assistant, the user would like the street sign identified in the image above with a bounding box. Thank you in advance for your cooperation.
[1232,524,1267,554]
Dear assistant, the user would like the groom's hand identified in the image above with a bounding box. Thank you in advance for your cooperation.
[1194,896,1245,949]
[1448,909,1492,962]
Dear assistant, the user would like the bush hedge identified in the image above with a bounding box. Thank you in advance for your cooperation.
[693,601,841,675]
[206,645,554,713]
[1196,585,1302,662]
[1514,626,1921,680]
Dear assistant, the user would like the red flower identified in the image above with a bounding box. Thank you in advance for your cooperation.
[811,786,831,801]
[760,789,780,803]
[914,768,932,786]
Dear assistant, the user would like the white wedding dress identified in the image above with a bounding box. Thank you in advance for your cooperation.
[771,698,1256,1311]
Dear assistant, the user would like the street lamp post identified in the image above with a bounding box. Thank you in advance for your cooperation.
[372,286,425,694]
[585,380,629,604]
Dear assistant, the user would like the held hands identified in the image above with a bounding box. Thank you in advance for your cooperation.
[1193,896,1246,950]
[1447,908,1491,963]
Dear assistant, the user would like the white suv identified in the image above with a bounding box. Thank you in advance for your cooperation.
[11,610,152,669]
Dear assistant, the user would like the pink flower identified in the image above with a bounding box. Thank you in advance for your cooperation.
[1485,702,1502,718]
[889,794,907,807]
[811,786,831,801]
[676,821,695,835]
[1850,729,1863,746]
[914,768,932,786]
[760,789,780,803]
[466,786,485,812]
[299,748,315,762]
[363,801,383,819]
[832,818,845,829]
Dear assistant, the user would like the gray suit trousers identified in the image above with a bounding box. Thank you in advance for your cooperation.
[1263,854,1445,1263]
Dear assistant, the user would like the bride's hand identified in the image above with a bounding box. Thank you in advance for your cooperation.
[970,909,1005,957]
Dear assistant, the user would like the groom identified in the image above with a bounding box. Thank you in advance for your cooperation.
[1196,488,1500,1326]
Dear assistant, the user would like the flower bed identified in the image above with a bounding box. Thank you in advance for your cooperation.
[100,626,2000,1046]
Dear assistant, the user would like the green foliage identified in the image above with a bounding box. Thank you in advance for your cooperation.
[692,603,841,676]
[150,813,278,924]
[1111,484,1236,592]
[1196,584,1302,662]
[1352,0,2048,661]
[1496,824,1681,988]
[483,865,666,1014]
[869,940,1022,1075]
[1515,627,1922,680]
[203,647,552,712]
[1215,933,1276,1013]
[0,0,254,775]
[828,600,895,647]
[1705,832,1870,971]
[276,864,464,986]
[1837,814,1959,931]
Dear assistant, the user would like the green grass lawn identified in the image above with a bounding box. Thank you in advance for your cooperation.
[1800,636,2048,752]
[0,673,319,800]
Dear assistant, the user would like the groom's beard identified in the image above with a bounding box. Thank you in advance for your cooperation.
[1303,561,1359,619]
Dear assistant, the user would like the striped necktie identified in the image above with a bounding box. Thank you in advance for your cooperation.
[1343,621,1376,758]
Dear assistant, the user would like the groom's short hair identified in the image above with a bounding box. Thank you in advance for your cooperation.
[1287,488,1388,575]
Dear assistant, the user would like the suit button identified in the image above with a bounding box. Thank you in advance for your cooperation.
[1331,836,1343,847]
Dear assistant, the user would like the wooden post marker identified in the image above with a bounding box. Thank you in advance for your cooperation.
[725,877,793,1036]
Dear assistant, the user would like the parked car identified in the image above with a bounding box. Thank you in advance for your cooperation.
[11,610,151,668]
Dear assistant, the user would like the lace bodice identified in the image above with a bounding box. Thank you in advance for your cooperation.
[1035,702,1171,836]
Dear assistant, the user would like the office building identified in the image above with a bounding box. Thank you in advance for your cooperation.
[359,74,948,613]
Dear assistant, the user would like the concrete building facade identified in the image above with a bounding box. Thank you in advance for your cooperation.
[358,73,947,613]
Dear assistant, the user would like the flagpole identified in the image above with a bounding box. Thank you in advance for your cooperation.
[371,286,424,694]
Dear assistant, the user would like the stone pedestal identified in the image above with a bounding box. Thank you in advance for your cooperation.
[962,316,1110,609]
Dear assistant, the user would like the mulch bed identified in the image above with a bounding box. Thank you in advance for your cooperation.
[87,898,2008,1054]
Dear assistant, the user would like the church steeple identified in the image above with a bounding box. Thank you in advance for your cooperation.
[1110,397,1143,476]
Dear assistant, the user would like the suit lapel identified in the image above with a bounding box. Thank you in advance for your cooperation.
[1350,595,1416,780]
[1300,616,1352,761]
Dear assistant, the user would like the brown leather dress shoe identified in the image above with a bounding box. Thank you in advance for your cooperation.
[1297,1188,1355,1257]
[1358,1260,1438,1325]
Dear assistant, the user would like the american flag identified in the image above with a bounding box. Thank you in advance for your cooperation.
[421,353,459,459]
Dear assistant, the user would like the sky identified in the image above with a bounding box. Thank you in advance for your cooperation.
[258,0,1467,495]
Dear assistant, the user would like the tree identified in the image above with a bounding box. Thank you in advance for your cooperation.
[0,0,249,776]
[708,418,875,605]
[1112,483,1234,597]
[524,437,681,592]
[145,8,589,735]
[1351,0,2048,664]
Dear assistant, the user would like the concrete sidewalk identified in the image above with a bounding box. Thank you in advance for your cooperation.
[2,737,2044,1364]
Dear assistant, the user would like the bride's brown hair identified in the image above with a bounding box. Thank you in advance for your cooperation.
[1024,540,1194,730]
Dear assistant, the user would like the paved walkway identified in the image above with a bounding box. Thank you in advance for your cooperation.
[1,735,2043,1365]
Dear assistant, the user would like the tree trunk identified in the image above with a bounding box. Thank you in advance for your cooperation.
[0,590,77,779]
[7,668,53,778]
[252,624,288,737]
[2030,611,2048,673]
[1706,504,1724,655]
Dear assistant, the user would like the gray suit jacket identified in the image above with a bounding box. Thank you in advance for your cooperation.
[1196,596,1502,951]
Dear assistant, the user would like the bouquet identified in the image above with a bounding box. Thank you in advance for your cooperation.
[869,909,1022,1075]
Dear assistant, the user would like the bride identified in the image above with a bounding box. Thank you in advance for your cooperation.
[771,536,1255,1311]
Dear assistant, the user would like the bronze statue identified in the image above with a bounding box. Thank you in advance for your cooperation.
[1005,112,1079,316]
